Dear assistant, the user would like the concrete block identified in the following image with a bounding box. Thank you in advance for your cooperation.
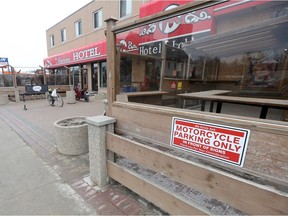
[0,94,9,105]
[66,91,76,104]
[86,115,116,188]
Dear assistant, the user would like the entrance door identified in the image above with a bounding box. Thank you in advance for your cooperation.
[100,62,107,88]
[92,63,98,91]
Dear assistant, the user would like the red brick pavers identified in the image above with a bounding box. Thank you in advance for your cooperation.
[0,98,162,215]
[71,178,155,215]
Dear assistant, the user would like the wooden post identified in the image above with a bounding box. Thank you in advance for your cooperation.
[115,46,121,96]
[9,65,16,88]
[105,17,118,116]
[39,65,47,85]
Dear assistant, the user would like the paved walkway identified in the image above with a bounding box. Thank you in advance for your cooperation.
[0,97,162,215]
[0,118,96,215]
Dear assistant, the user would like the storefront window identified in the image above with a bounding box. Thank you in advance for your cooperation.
[92,63,99,91]
[100,61,107,88]
[46,67,69,85]
[70,66,80,87]
[116,1,288,121]
[81,65,88,89]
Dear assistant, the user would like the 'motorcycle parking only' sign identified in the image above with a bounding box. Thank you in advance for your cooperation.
[170,117,250,167]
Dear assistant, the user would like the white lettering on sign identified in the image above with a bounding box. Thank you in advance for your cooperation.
[57,57,71,64]
[170,117,250,167]
[32,86,42,92]
[73,47,101,61]
[139,43,162,55]
[140,9,211,36]
[119,39,138,52]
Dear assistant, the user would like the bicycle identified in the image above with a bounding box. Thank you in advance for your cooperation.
[47,88,64,107]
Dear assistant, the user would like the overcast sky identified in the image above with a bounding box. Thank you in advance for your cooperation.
[0,0,92,72]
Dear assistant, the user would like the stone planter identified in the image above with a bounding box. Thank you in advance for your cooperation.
[54,116,88,155]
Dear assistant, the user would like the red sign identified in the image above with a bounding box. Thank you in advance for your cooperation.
[138,0,270,44]
[44,41,106,68]
[139,1,214,42]
[170,117,250,167]
[171,81,177,89]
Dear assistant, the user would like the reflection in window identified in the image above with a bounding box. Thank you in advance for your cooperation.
[116,1,288,121]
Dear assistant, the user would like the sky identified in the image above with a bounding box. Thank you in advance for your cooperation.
[0,0,92,72]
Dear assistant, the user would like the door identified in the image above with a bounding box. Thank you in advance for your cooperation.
[91,63,98,91]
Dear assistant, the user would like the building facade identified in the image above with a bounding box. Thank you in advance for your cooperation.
[45,0,288,113]
[44,0,151,94]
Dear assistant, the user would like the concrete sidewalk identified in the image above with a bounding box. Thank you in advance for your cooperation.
[0,97,162,215]
[0,118,97,215]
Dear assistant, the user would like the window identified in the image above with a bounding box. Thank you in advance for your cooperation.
[100,61,107,88]
[60,29,66,43]
[75,20,82,37]
[116,1,288,121]
[93,9,103,29]
[120,0,131,18]
[50,35,55,47]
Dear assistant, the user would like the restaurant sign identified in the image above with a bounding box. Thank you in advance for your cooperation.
[0,57,9,67]
[170,117,250,167]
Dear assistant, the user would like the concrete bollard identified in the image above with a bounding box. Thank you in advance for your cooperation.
[66,90,76,104]
[0,94,9,105]
[86,116,116,188]
[14,88,20,103]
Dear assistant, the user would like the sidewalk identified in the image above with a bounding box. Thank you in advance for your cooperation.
[0,118,97,215]
[0,97,162,215]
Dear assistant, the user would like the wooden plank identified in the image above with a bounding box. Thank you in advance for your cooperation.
[107,161,208,215]
[107,132,288,215]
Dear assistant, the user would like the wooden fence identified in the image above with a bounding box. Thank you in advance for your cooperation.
[102,1,288,214]
[105,102,288,215]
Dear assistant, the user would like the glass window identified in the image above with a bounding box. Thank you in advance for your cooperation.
[75,20,82,37]
[93,9,103,29]
[100,61,107,88]
[70,66,80,87]
[60,29,66,43]
[50,35,55,47]
[120,0,132,18]
[92,63,99,91]
[116,1,288,121]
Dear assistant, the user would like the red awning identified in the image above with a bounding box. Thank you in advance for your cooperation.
[44,40,106,68]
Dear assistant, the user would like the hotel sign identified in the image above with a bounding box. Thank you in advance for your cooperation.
[44,41,106,68]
